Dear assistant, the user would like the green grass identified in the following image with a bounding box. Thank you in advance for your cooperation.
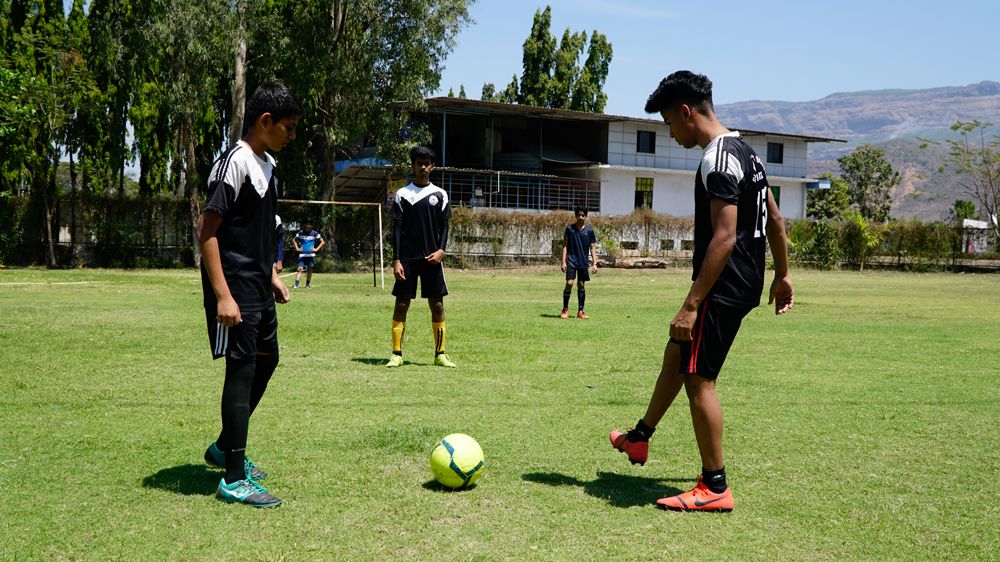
[1,267,998,560]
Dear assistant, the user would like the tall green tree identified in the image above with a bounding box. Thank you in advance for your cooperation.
[549,28,584,109]
[483,5,611,113]
[570,30,611,113]
[518,5,554,107]
[807,173,851,220]
[838,144,900,222]
[948,199,978,223]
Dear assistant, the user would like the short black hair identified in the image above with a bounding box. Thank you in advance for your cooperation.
[409,145,436,163]
[644,71,714,114]
[245,81,303,131]
[574,207,588,216]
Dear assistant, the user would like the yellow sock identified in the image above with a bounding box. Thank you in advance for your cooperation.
[392,321,405,354]
[432,321,446,354]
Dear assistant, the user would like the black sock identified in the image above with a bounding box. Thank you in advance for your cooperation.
[578,288,586,311]
[702,466,728,493]
[562,290,571,309]
[219,357,255,483]
[628,418,655,441]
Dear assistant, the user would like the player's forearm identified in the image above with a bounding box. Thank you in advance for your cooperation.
[200,237,233,301]
[766,213,790,278]
[392,222,402,261]
[438,222,449,253]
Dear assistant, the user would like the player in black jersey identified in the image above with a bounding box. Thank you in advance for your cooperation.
[609,71,794,512]
[385,146,456,368]
[199,82,302,508]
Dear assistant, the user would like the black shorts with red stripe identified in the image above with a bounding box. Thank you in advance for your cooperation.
[673,299,754,379]
[204,305,279,360]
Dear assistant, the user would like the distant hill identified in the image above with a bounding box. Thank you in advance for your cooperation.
[716,81,1000,220]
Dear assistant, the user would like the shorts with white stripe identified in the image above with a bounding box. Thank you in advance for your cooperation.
[670,299,752,379]
[204,305,279,360]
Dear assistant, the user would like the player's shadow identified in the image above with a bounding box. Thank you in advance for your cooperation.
[351,357,431,367]
[522,471,691,508]
[352,357,388,366]
[142,464,220,496]
[539,313,564,318]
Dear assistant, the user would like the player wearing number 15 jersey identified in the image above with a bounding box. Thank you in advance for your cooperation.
[608,70,794,513]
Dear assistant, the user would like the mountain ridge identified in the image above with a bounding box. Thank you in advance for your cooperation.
[715,81,1000,220]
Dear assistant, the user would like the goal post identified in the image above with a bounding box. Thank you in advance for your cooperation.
[278,198,386,290]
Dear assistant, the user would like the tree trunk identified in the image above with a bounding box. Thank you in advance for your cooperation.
[228,1,247,145]
[42,158,58,267]
[321,139,338,244]
[182,114,203,267]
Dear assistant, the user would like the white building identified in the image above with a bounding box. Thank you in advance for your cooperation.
[337,98,842,221]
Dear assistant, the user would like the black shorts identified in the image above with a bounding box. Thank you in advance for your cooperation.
[566,267,591,282]
[204,305,279,360]
[672,299,753,380]
[392,259,448,299]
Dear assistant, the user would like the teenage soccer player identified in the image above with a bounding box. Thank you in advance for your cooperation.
[293,220,324,288]
[560,207,597,318]
[385,146,456,368]
[199,81,302,508]
[609,71,794,512]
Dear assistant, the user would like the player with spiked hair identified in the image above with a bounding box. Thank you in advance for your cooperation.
[385,146,457,368]
[609,70,794,512]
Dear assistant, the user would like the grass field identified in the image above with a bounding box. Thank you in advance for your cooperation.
[1,267,998,560]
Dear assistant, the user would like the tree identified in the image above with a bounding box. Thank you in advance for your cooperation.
[483,5,612,113]
[549,28,584,109]
[569,30,611,113]
[518,5,554,107]
[837,144,900,222]
[936,121,1000,242]
[948,199,978,223]
[480,82,497,102]
[807,173,850,220]
[458,84,466,99]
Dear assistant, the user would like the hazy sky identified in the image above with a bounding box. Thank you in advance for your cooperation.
[435,0,999,116]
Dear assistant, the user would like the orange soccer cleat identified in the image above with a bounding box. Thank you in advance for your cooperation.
[609,429,648,466]
[656,476,734,512]
[559,308,570,319]
[576,311,590,319]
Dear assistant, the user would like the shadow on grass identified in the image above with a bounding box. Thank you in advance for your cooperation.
[350,357,431,367]
[539,313,565,319]
[351,357,387,366]
[522,471,691,508]
[421,479,479,493]
[142,464,219,496]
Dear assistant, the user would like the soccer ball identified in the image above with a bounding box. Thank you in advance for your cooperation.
[429,433,485,489]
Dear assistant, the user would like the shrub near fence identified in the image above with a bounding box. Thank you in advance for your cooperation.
[787,218,996,271]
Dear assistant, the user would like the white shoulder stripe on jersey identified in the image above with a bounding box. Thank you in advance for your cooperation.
[702,143,745,184]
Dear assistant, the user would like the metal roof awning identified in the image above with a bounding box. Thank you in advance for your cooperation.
[332,165,392,203]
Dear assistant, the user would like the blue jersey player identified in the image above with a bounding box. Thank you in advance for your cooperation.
[560,207,597,319]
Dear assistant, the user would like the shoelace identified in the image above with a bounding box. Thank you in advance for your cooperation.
[236,479,269,496]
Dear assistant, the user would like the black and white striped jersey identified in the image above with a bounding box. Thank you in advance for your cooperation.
[390,182,451,262]
[693,132,771,308]
[201,140,279,312]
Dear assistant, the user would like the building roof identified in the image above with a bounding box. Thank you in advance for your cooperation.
[416,97,846,143]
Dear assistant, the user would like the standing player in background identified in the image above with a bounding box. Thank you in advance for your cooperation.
[198,81,302,508]
[560,207,597,319]
[385,146,456,368]
[292,220,324,288]
[609,71,794,512]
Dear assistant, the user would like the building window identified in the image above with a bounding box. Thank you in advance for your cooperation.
[767,142,784,164]
[637,131,656,154]
[634,177,653,209]
[770,185,781,208]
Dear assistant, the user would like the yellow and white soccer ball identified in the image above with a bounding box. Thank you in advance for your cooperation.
[429,433,485,489]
